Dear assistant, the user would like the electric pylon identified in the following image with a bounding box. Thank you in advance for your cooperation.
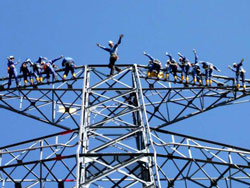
[0,64,249,188]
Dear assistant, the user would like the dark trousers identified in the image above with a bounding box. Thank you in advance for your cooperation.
[22,70,31,81]
[236,72,245,85]
[33,68,42,79]
[109,55,120,75]
[8,69,19,88]
[170,65,178,77]
[64,66,75,76]
[45,66,56,80]
[149,63,161,74]
[205,69,213,80]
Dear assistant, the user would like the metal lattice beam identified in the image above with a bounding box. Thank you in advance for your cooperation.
[0,64,249,187]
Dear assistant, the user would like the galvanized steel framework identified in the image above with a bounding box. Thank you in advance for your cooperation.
[0,64,250,188]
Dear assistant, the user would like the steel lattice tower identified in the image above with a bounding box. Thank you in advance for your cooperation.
[0,64,250,188]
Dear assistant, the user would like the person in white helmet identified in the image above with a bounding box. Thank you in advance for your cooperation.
[165,52,178,82]
[178,52,192,83]
[228,58,246,90]
[143,51,162,78]
[191,49,202,85]
[200,61,221,86]
[97,34,124,75]
[7,56,20,88]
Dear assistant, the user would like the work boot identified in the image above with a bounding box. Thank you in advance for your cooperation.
[73,73,77,79]
[206,79,209,86]
[30,78,34,85]
[174,76,177,83]
[158,72,164,79]
[243,84,246,90]
[147,72,151,77]
[151,72,157,77]
[181,75,184,82]
[166,73,169,80]
[186,76,189,83]
[24,80,28,86]
[237,83,240,90]
[63,74,67,80]
[193,78,197,84]
[209,80,212,86]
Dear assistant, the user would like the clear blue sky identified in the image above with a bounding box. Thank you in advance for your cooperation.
[0,0,250,150]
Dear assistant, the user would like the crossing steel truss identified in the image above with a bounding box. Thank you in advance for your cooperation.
[0,64,249,187]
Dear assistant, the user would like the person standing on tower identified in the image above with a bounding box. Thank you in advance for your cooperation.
[7,56,20,89]
[143,51,162,78]
[43,55,64,83]
[30,56,45,83]
[228,58,246,90]
[178,52,191,83]
[20,58,33,86]
[200,61,221,86]
[62,57,76,80]
[165,52,178,82]
[191,49,202,85]
[97,34,124,76]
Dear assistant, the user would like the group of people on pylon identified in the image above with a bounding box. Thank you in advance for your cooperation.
[5,34,247,90]
[6,55,76,88]
[144,49,246,90]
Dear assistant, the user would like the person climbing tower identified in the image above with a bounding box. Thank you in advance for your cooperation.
[30,57,45,83]
[43,56,64,83]
[178,52,191,83]
[7,56,19,89]
[228,58,246,90]
[191,49,202,85]
[62,57,76,80]
[165,52,178,82]
[97,34,124,76]
[144,51,162,78]
[20,58,33,86]
[200,61,221,86]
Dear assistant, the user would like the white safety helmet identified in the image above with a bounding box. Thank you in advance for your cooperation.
[154,59,161,65]
[108,40,113,45]
[8,56,15,60]
[25,58,31,62]
[233,63,237,67]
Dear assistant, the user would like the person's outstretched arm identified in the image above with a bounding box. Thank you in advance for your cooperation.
[114,34,124,49]
[178,52,184,59]
[193,49,198,63]
[213,65,221,72]
[117,34,124,45]
[15,60,20,65]
[143,51,154,61]
[228,65,236,72]
[52,55,64,64]
[166,52,172,61]
[239,58,244,67]
[96,43,110,52]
